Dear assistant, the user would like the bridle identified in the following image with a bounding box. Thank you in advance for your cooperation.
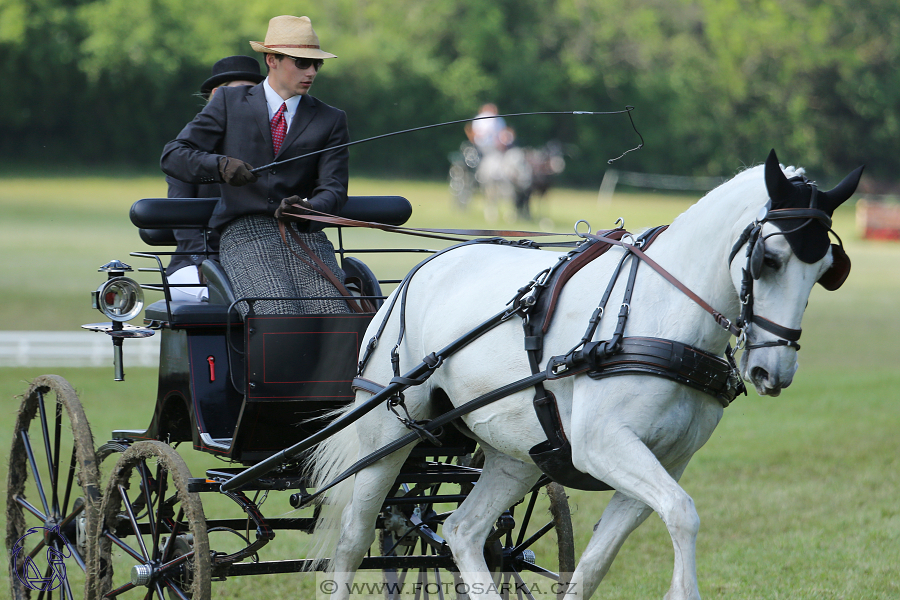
[728,177,848,352]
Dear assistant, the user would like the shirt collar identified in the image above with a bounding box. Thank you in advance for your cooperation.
[263,77,303,123]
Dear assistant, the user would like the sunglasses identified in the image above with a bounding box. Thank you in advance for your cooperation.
[293,57,324,71]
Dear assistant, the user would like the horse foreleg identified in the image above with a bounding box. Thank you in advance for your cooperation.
[442,446,542,600]
[574,430,699,600]
[568,491,654,598]
[329,447,414,599]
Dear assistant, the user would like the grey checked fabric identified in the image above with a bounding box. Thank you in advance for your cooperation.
[220,215,351,316]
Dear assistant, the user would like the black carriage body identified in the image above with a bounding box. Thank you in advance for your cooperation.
[116,305,372,463]
[238,312,373,461]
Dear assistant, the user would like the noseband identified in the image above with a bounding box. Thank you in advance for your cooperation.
[728,178,844,351]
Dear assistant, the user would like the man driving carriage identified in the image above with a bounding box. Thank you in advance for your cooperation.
[161,15,353,315]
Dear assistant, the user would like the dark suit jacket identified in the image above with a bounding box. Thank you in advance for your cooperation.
[160,82,350,231]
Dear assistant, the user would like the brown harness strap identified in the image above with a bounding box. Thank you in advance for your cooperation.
[277,220,370,314]
[538,229,629,335]
[277,204,574,242]
[581,230,742,337]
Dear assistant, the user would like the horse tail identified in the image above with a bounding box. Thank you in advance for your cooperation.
[305,402,361,570]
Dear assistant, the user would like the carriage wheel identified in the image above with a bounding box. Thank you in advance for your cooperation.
[6,374,101,600]
[90,441,210,600]
[378,462,576,600]
[463,449,576,582]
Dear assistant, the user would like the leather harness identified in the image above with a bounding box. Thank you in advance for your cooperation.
[228,207,809,497]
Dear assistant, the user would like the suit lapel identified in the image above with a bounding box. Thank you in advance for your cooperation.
[279,95,318,157]
[246,84,274,156]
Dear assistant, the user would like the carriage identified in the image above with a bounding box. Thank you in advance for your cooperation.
[6,195,574,600]
[7,150,864,600]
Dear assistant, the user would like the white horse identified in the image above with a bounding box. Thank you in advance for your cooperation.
[310,151,862,600]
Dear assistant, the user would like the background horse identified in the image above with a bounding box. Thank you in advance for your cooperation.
[311,151,862,600]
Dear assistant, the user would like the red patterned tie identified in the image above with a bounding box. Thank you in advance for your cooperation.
[271,102,287,155]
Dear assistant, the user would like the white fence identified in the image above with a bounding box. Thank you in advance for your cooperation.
[598,169,728,204]
[0,331,160,368]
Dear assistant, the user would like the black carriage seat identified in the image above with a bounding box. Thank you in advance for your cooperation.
[134,196,411,326]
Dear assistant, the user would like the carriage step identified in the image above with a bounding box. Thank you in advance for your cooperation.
[199,433,232,451]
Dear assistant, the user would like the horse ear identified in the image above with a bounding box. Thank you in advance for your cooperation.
[764,149,794,208]
[820,165,865,215]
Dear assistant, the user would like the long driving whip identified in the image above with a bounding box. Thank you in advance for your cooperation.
[250,106,643,174]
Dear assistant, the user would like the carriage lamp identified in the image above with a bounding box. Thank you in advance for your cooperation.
[93,276,144,321]
[82,260,154,381]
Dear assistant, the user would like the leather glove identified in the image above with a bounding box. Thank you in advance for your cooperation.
[275,195,314,219]
[218,156,258,186]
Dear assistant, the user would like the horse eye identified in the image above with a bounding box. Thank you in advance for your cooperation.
[763,256,780,270]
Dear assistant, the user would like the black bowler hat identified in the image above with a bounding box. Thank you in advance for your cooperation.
[200,55,264,98]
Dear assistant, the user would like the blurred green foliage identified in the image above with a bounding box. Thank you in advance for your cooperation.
[0,0,897,183]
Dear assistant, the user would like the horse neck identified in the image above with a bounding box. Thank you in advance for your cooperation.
[627,174,765,351]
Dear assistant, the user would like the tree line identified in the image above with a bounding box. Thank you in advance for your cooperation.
[1,0,896,186]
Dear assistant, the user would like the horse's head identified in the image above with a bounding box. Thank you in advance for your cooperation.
[729,150,863,396]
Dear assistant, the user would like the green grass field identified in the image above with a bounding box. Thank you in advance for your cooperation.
[2,175,899,598]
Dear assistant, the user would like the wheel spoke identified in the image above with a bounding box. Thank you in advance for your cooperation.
[159,506,185,564]
[149,460,168,560]
[516,561,559,579]
[61,445,77,521]
[59,555,76,600]
[432,567,446,600]
[21,430,51,517]
[153,581,167,600]
[103,580,137,598]
[516,490,539,547]
[38,560,53,600]
[53,397,64,516]
[136,462,158,549]
[119,483,151,559]
[510,568,538,600]
[509,521,554,556]
[158,549,194,574]
[59,529,87,572]
[104,529,147,563]
[36,391,61,516]
[15,493,47,521]
[162,576,193,600]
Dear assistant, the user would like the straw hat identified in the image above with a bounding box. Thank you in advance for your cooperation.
[200,55,264,98]
[249,15,337,60]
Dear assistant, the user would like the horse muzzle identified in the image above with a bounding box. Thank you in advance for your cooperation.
[741,348,798,396]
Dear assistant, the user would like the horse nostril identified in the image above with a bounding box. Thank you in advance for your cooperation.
[751,366,769,383]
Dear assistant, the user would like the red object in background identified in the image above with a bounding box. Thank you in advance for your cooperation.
[856,199,900,241]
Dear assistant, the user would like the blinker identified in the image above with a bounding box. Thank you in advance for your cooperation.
[749,237,766,280]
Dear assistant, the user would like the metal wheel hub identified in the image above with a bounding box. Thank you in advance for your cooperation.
[130,563,153,586]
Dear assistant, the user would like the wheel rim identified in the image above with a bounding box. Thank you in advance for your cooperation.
[92,441,210,600]
[6,375,100,600]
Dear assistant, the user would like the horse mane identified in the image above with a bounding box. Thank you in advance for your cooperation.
[668,161,805,230]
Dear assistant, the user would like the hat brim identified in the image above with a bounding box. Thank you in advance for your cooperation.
[200,71,265,95]
[249,40,336,59]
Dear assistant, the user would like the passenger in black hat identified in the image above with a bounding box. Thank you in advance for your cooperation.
[165,56,264,302]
